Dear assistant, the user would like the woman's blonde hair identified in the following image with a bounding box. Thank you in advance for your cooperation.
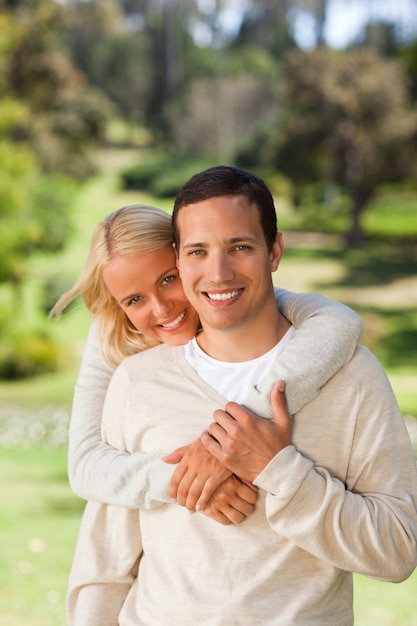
[50,204,174,369]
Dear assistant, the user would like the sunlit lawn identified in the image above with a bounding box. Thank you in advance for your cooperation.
[0,447,83,626]
[0,150,416,624]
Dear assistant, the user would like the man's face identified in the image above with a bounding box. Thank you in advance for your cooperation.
[176,195,282,337]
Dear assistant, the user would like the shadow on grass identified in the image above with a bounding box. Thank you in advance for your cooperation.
[45,494,85,515]
[373,327,417,368]
[353,308,416,373]
[284,240,417,288]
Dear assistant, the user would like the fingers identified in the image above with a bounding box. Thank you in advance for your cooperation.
[162,445,188,464]
[200,429,223,460]
[183,477,206,511]
[236,481,258,505]
[196,475,256,512]
[169,439,232,509]
[200,476,257,525]
[202,499,251,525]
[168,462,193,500]
[202,509,233,526]
[195,476,226,512]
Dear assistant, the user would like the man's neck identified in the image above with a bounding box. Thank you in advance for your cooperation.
[196,312,291,363]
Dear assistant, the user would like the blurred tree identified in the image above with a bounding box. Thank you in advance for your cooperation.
[1,0,111,179]
[0,0,95,334]
[359,21,399,57]
[399,40,417,100]
[288,0,329,46]
[258,47,417,246]
[233,0,296,56]
[63,0,196,135]
[0,135,75,298]
[167,47,280,162]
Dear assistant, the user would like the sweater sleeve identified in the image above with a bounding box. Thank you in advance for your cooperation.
[68,320,175,508]
[253,350,417,582]
[244,288,364,417]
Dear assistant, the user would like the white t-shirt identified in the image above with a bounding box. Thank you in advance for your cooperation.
[183,326,294,403]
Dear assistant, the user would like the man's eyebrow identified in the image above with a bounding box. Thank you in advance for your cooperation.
[182,241,207,250]
[228,236,258,245]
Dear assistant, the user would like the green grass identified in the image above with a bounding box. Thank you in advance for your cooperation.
[354,571,417,625]
[0,149,416,624]
[0,447,83,626]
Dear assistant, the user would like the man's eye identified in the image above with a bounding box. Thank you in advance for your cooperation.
[189,249,204,256]
[234,245,250,251]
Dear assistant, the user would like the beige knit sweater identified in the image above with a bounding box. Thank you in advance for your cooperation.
[68,343,417,625]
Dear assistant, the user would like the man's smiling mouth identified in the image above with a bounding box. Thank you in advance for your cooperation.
[205,290,242,301]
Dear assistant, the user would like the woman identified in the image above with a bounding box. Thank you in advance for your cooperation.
[51,203,363,518]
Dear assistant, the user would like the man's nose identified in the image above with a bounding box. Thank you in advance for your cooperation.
[208,251,235,283]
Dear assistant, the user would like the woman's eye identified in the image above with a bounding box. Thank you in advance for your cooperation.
[127,295,143,306]
[162,274,176,285]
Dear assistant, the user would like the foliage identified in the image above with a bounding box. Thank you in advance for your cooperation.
[167,73,279,163]
[0,0,112,179]
[0,138,77,381]
[63,0,199,134]
[398,39,417,99]
[0,328,59,380]
[64,0,150,124]
[250,47,417,247]
[0,144,76,287]
[120,153,213,197]
[120,153,181,190]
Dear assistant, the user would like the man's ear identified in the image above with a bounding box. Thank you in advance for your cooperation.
[173,242,179,268]
[270,232,284,272]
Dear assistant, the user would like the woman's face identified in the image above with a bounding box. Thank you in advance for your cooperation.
[102,246,199,346]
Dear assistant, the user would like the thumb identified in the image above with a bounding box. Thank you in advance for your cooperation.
[270,380,291,428]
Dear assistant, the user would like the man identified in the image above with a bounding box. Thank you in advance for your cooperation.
[69,166,417,625]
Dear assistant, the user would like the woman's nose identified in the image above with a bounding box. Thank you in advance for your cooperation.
[152,295,173,317]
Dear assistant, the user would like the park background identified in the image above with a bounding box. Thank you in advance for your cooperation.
[0,1,417,624]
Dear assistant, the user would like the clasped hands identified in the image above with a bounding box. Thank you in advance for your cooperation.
[163,381,291,526]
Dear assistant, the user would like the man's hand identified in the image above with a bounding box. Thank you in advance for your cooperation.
[201,475,257,525]
[163,439,232,511]
[200,380,291,483]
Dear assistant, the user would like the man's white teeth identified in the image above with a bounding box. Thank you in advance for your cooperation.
[161,310,186,328]
[207,290,240,301]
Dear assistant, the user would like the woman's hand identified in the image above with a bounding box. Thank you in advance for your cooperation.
[201,475,257,526]
[163,438,232,511]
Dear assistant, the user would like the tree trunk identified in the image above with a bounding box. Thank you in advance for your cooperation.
[346,197,365,248]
